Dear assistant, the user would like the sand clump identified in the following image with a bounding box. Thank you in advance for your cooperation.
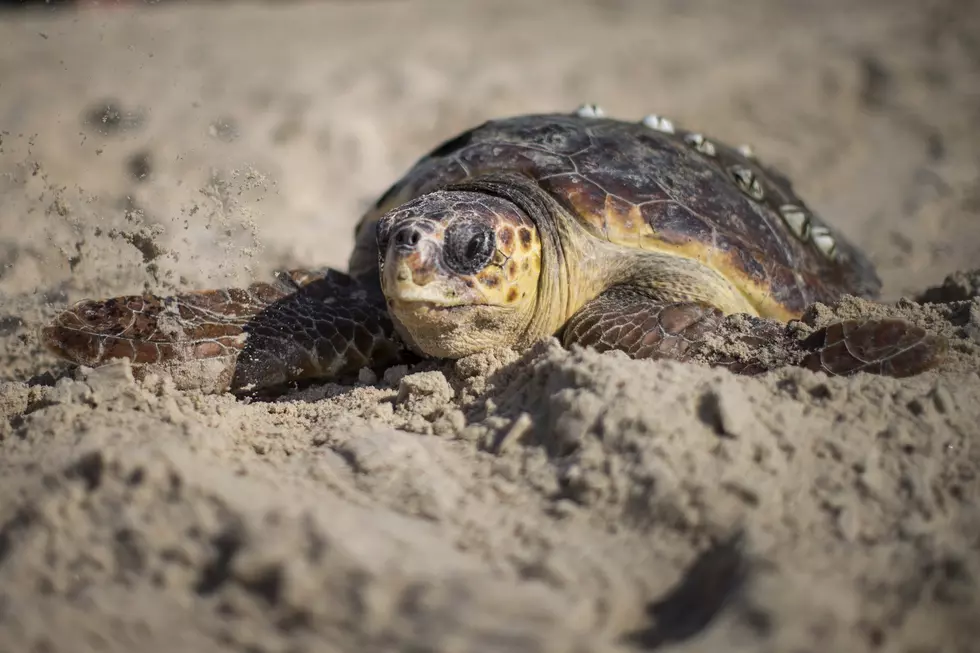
[1,1,980,652]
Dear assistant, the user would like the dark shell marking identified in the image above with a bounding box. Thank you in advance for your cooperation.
[352,114,881,320]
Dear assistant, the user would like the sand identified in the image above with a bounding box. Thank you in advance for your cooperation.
[1,1,979,651]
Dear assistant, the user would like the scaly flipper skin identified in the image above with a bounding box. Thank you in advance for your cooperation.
[562,289,947,378]
[560,289,727,361]
[798,318,948,378]
[42,269,405,393]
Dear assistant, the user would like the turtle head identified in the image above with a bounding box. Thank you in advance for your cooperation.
[377,190,542,358]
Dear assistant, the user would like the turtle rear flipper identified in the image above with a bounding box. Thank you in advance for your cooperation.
[799,319,947,378]
[562,289,947,378]
[42,269,405,394]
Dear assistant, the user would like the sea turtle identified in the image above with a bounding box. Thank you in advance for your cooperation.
[42,106,947,394]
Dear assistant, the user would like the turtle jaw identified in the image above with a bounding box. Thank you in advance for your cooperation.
[381,245,524,359]
[387,299,516,359]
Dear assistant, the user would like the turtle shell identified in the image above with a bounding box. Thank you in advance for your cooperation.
[349,112,881,320]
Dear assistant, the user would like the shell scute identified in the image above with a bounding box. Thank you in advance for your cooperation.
[538,173,612,237]
[489,118,593,155]
[459,142,575,181]
[639,201,704,248]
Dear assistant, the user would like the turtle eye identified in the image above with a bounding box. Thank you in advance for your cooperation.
[444,221,495,274]
[465,232,490,259]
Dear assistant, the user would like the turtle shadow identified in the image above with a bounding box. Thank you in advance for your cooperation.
[621,531,762,650]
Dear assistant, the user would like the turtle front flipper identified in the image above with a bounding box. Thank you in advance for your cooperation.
[42,269,405,394]
[561,288,727,361]
[561,289,947,378]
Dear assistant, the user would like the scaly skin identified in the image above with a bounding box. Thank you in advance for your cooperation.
[42,269,404,393]
[561,288,947,379]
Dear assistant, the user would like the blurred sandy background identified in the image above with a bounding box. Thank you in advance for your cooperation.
[0,1,978,652]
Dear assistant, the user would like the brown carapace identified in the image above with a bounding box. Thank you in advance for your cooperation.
[43,107,947,393]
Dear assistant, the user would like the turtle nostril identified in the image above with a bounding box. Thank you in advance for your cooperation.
[393,226,423,250]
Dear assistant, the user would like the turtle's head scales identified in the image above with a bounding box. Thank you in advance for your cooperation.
[377,189,541,359]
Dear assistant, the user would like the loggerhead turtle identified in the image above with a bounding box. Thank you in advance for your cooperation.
[42,106,947,393]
